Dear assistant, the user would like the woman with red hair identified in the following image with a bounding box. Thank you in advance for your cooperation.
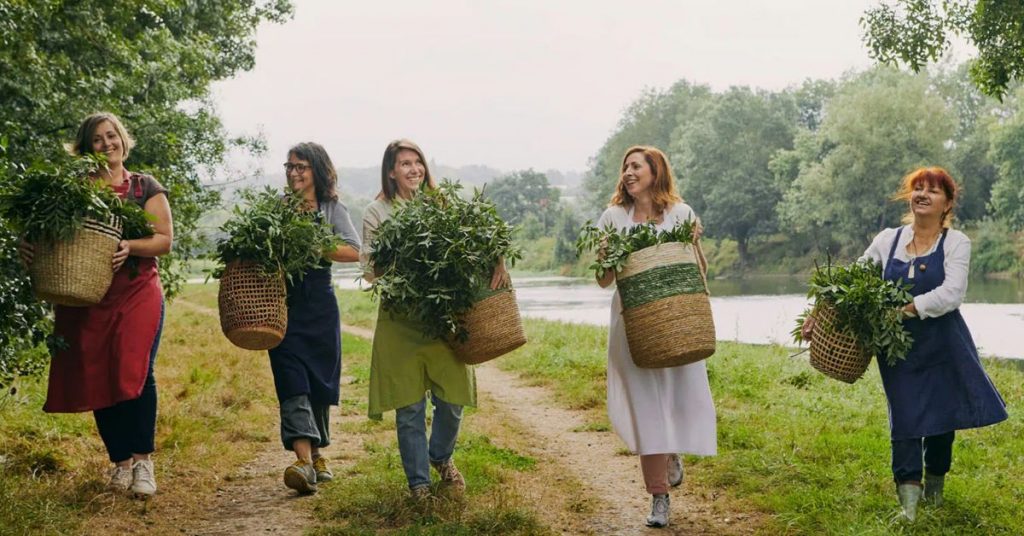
[594,146,716,529]
[850,167,1006,521]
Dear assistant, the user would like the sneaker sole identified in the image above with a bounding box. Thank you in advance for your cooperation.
[284,469,317,494]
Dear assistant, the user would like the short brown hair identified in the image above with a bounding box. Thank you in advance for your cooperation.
[893,167,958,228]
[379,139,436,201]
[609,146,683,215]
[67,112,135,160]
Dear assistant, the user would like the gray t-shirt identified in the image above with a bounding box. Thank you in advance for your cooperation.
[320,199,361,250]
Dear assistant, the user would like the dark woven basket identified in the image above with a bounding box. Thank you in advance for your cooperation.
[218,261,288,351]
[808,304,871,383]
[617,242,715,368]
[449,288,527,365]
[31,218,121,306]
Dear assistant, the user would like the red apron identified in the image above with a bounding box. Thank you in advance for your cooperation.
[43,172,163,413]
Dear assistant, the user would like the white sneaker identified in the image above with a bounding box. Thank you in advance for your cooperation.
[107,465,132,492]
[646,493,670,528]
[667,454,684,487]
[130,459,157,498]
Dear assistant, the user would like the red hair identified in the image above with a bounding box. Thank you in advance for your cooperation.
[893,167,958,227]
[609,146,683,215]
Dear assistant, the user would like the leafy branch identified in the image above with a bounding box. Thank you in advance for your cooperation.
[370,180,521,342]
[209,187,340,285]
[575,219,696,278]
[791,254,914,366]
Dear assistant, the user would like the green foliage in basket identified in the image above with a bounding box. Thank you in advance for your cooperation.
[791,255,914,366]
[369,180,522,342]
[209,187,340,284]
[575,219,697,278]
[0,154,148,244]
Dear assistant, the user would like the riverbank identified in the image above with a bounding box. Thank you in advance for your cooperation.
[336,288,1024,534]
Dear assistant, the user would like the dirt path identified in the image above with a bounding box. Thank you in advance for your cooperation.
[474,364,762,536]
[175,299,761,534]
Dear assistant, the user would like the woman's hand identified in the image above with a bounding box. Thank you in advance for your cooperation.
[490,257,510,290]
[112,240,131,272]
[902,302,918,319]
[18,239,34,267]
[800,314,816,341]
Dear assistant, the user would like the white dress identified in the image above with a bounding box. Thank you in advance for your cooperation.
[599,204,718,456]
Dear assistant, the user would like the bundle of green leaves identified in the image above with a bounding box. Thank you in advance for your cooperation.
[370,180,522,341]
[791,256,914,366]
[0,154,152,244]
[575,219,697,278]
[210,187,340,284]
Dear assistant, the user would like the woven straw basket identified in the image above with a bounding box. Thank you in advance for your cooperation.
[30,218,121,306]
[808,304,871,383]
[617,242,716,368]
[218,261,288,350]
[449,288,527,365]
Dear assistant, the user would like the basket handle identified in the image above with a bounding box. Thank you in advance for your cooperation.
[695,239,710,295]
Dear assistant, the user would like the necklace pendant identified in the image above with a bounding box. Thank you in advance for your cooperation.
[908,264,915,279]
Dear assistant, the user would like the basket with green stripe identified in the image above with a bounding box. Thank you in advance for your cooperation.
[448,286,527,365]
[616,241,716,368]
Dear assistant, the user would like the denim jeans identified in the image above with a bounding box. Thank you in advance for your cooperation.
[891,431,955,483]
[395,392,463,489]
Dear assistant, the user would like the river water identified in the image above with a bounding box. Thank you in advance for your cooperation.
[332,269,1024,360]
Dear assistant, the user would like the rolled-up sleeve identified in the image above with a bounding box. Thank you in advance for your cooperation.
[913,235,970,319]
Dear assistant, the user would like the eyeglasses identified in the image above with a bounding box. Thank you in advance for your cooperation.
[283,163,311,174]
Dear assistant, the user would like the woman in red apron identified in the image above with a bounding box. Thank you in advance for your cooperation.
[23,112,173,499]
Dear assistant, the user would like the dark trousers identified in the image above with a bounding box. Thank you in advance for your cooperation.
[891,431,955,483]
[93,302,164,463]
[279,394,331,450]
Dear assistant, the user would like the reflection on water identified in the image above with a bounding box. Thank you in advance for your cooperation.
[333,268,1024,359]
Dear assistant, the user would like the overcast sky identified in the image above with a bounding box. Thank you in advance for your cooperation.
[212,0,884,174]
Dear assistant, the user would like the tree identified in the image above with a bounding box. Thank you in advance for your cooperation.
[863,0,1024,99]
[552,207,581,267]
[778,68,955,250]
[0,0,293,386]
[988,88,1024,230]
[581,81,713,218]
[485,170,561,233]
[672,87,798,266]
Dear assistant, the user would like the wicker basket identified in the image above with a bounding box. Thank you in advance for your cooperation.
[808,304,871,383]
[449,288,527,365]
[30,218,121,306]
[617,242,716,368]
[218,261,288,350]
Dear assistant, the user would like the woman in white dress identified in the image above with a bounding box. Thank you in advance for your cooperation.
[594,146,717,529]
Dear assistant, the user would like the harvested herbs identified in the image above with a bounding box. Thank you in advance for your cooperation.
[791,255,914,366]
[209,187,340,284]
[575,219,696,278]
[370,180,521,342]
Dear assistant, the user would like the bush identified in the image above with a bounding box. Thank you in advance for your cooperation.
[971,219,1022,276]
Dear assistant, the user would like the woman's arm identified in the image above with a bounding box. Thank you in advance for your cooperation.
[359,204,382,283]
[325,201,361,263]
[122,193,173,259]
[910,234,970,319]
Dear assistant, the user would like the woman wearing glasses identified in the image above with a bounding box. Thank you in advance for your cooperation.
[271,142,361,494]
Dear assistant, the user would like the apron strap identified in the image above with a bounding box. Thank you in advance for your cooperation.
[886,227,904,265]
[937,228,949,250]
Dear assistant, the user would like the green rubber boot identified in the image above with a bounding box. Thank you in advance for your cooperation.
[923,473,945,507]
[897,483,922,522]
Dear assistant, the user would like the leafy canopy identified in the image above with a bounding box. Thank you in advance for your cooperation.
[792,257,914,366]
[370,181,521,342]
[210,187,339,284]
[862,0,1024,99]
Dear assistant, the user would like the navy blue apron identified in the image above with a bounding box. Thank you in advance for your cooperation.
[878,227,1007,440]
[267,210,342,406]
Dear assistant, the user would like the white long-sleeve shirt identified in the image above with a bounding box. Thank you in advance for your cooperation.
[860,225,971,319]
